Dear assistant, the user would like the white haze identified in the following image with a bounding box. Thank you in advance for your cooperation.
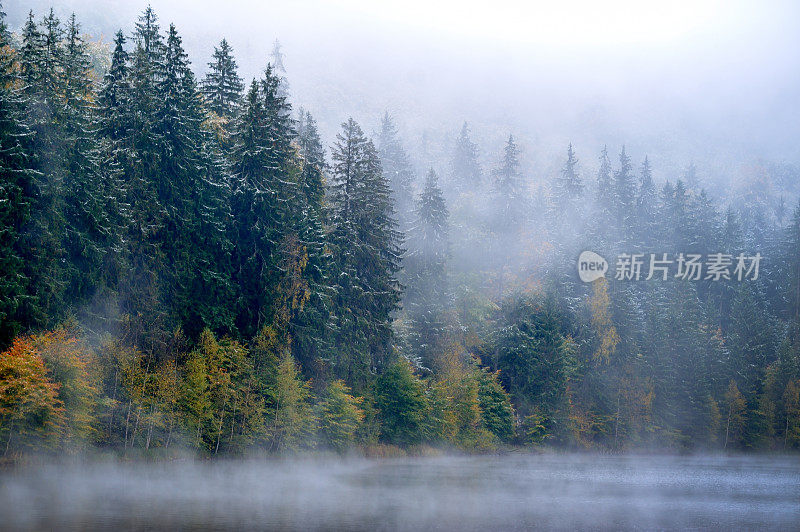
[2,454,799,529]
[7,0,800,197]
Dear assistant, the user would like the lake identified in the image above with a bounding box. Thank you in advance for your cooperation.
[1,453,798,530]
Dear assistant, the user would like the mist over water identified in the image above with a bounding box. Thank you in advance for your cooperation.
[1,454,798,530]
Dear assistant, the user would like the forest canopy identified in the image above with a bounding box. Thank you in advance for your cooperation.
[1,4,799,460]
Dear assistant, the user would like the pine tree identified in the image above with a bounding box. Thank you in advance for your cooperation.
[328,118,403,388]
[201,38,243,121]
[450,122,481,190]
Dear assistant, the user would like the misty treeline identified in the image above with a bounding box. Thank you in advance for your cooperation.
[1,5,799,460]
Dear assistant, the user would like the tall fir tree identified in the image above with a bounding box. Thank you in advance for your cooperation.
[328,118,403,389]
[60,13,116,318]
[405,169,450,369]
[201,38,243,121]
[291,110,330,377]
[17,9,69,331]
[450,121,481,190]
[269,39,289,98]
[634,156,658,248]
[553,143,583,207]
[0,6,38,347]
[613,146,636,230]
[229,65,298,340]
[492,134,525,232]
[155,23,234,337]
[594,145,614,236]
[377,112,414,232]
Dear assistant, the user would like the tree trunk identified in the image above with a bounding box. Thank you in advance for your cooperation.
[724,404,732,450]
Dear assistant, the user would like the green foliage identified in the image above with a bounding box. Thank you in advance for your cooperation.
[267,351,316,452]
[477,367,515,442]
[724,380,747,450]
[405,169,451,370]
[317,380,364,452]
[0,17,37,347]
[192,329,263,454]
[374,360,427,446]
[493,297,575,440]
[328,118,402,387]
[2,5,800,459]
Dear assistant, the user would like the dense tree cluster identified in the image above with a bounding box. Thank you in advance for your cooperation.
[1,5,799,458]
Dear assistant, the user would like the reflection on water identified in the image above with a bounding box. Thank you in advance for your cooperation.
[1,453,798,530]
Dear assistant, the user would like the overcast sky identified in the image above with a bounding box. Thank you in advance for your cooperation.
[8,0,800,188]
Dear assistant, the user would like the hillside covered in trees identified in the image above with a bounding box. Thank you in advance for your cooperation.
[1,5,800,461]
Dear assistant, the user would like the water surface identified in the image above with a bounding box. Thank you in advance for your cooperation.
[1,453,798,530]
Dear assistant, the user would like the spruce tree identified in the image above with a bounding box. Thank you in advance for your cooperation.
[377,112,414,231]
[405,169,450,369]
[291,110,330,376]
[96,31,131,141]
[201,38,244,121]
[39,9,64,100]
[553,143,583,207]
[634,156,658,247]
[450,121,481,190]
[0,7,37,347]
[88,29,131,333]
[230,65,297,340]
[60,13,116,317]
[269,39,289,97]
[17,9,69,331]
[596,145,613,217]
[493,134,525,232]
[19,11,43,87]
[155,23,234,337]
[328,118,402,388]
[118,7,169,351]
[613,146,636,227]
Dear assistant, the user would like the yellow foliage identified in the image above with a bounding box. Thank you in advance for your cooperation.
[32,328,99,450]
[0,337,64,455]
[589,277,619,364]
